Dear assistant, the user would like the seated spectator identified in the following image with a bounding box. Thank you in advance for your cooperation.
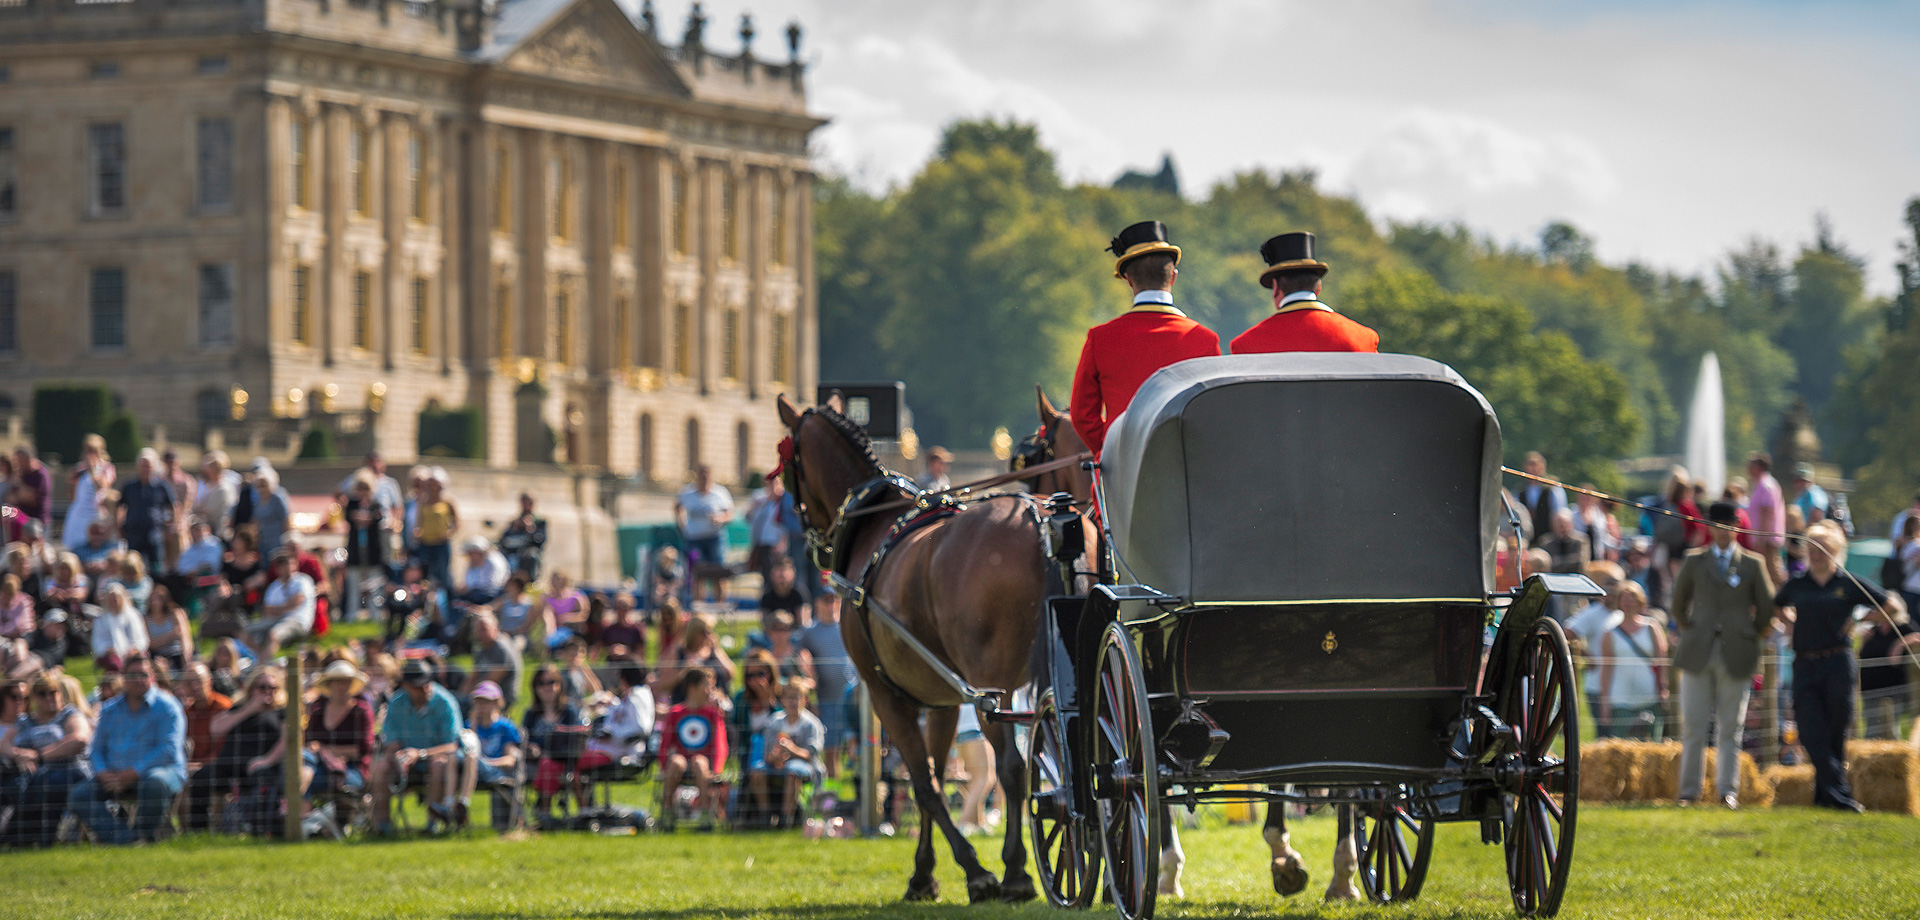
[758,556,809,635]
[191,666,294,835]
[68,653,185,845]
[369,659,463,835]
[305,661,375,800]
[220,529,268,617]
[764,612,803,679]
[497,493,547,580]
[799,592,856,778]
[652,599,685,668]
[248,548,315,661]
[339,474,390,625]
[463,610,523,711]
[658,667,728,830]
[378,563,436,650]
[752,678,823,829]
[649,546,685,611]
[73,522,124,580]
[144,586,192,673]
[101,550,153,615]
[26,611,69,672]
[90,584,149,673]
[492,574,539,651]
[461,681,522,828]
[207,638,249,698]
[0,673,92,847]
[173,662,232,803]
[42,554,88,615]
[363,652,400,712]
[541,570,588,652]
[458,537,510,607]
[596,594,646,663]
[88,673,124,713]
[2,545,43,606]
[665,616,734,703]
[583,663,654,769]
[0,629,40,682]
[555,637,601,706]
[175,518,226,616]
[0,573,33,640]
[523,664,584,817]
[731,651,781,825]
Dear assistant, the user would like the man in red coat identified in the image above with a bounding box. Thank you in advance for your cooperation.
[1071,221,1221,454]
[1230,232,1378,354]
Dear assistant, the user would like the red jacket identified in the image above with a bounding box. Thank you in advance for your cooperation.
[1071,307,1220,454]
[1229,303,1379,355]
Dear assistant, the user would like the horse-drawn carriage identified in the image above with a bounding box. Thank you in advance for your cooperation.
[1025,353,1600,919]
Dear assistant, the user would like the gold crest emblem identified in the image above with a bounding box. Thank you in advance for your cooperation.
[1321,631,1338,654]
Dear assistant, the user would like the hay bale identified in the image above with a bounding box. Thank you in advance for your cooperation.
[1767,764,1814,807]
[1636,742,1683,801]
[1738,751,1772,808]
[1580,740,1632,802]
[1847,740,1920,816]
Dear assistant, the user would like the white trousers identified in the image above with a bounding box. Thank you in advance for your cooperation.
[1678,652,1752,800]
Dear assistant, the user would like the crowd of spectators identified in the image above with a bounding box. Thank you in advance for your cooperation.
[1515,449,1914,811]
[0,436,891,846]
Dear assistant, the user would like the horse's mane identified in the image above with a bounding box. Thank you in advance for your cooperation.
[814,406,882,473]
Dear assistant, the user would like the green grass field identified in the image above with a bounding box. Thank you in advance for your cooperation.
[9,804,1913,919]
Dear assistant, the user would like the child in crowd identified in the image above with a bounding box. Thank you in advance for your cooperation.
[657,667,728,830]
[464,681,523,831]
[757,678,822,829]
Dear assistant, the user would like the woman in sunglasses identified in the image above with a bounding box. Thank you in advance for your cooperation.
[732,650,783,827]
[523,664,585,818]
[0,674,91,847]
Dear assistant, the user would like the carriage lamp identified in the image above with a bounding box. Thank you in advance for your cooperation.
[286,387,306,419]
[990,427,1012,461]
[899,427,919,461]
[368,381,387,414]
[229,387,248,421]
[320,382,339,413]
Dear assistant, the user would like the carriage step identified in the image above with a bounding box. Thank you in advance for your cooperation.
[982,709,1035,725]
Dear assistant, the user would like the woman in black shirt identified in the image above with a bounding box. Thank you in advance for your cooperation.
[1774,522,1909,812]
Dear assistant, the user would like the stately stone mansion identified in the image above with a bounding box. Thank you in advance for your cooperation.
[0,0,822,483]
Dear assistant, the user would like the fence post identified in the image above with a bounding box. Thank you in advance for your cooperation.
[284,654,304,841]
[858,685,881,835]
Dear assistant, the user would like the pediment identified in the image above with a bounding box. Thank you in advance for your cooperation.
[501,0,687,96]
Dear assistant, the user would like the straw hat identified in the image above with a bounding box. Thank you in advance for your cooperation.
[318,660,367,695]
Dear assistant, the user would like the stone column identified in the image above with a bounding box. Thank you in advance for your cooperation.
[263,94,293,357]
[794,169,817,397]
[521,131,549,367]
[381,111,407,371]
[322,103,350,368]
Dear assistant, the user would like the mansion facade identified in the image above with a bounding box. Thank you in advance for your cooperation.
[0,0,822,484]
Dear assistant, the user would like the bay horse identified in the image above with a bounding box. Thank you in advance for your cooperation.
[1023,390,1353,901]
[776,393,1047,903]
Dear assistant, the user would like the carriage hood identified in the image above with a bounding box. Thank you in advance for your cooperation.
[1097,353,1502,604]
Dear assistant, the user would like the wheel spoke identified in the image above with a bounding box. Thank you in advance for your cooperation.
[1537,783,1564,821]
[1533,795,1559,868]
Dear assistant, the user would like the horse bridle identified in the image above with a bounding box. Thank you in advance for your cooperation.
[1011,413,1061,493]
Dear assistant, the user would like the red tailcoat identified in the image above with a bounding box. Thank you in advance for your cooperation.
[1229,302,1379,355]
[1070,307,1220,454]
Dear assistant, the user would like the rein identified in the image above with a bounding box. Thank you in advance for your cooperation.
[842,450,1092,523]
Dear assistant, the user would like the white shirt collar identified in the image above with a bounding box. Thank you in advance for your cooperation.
[1279,289,1320,307]
[1132,289,1174,306]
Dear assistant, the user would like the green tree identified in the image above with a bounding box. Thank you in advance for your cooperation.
[814,176,891,383]
[1782,218,1878,418]
[1343,270,1640,489]
[1843,198,1920,519]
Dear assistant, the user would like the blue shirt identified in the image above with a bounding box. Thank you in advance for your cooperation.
[89,686,186,784]
[469,715,523,760]
[381,683,461,750]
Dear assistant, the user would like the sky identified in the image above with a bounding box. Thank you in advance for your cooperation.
[636,0,1920,293]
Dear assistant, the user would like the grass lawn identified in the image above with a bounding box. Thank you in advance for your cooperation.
[9,804,1914,919]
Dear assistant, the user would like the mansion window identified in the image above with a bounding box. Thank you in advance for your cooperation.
[351,271,372,349]
[289,117,311,210]
[492,142,512,233]
[0,271,15,354]
[411,277,430,355]
[670,168,687,255]
[685,418,701,473]
[638,414,655,482]
[197,55,228,76]
[548,152,572,241]
[494,282,513,359]
[613,294,632,367]
[720,176,738,262]
[736,422,751,485]
[770,185,788,266]
[197,118,233,212]
[290,264,311,345]
[0,127,14,219]
[611,161,630,249]
[88,123,126,216]
[409,132,429,222]
[720,308,739,381]
[198,263,234,348]
[90,267,126,350]
[672,302,691,377]
[553,288,572,365]
[770,312,790,385]
[349,125,371,217]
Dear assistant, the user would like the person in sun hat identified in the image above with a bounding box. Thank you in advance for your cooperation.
[1230,231,1378,354]
[1069,220,1221,455]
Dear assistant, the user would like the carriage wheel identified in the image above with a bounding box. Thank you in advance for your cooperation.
[1093,621,1159,920]
[1502,617,1579,918]
[1028,690,1100,909]
[1357,792,1434,903]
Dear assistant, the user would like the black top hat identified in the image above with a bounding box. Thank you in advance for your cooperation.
[1258,231,1330,288]
[1707,501,1740,524]
[1108,221,1182,278]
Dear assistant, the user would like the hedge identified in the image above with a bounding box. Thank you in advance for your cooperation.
[32,384,114,463]
[102,413,143,462]
[418,404,486,460]
[298,426,338,460]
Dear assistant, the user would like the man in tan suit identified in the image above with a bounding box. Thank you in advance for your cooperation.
[1669,501,1777,807]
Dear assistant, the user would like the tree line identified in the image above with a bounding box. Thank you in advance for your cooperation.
[818,118,1912,515]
